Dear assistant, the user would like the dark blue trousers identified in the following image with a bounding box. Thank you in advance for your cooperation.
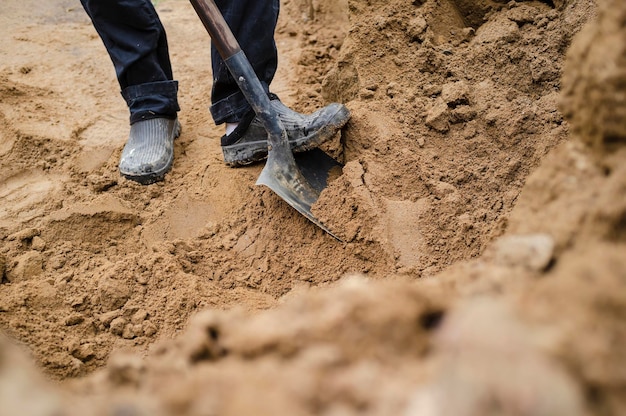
[80,0,279,125]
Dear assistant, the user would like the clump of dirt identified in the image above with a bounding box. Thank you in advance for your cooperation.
[313,0,592,274]
[1,0,626,415]
[561,0,626,157]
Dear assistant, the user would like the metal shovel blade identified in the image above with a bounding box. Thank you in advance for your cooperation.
[257,147,342,240]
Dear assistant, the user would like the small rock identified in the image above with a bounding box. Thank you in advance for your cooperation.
[64,314,85,326]
[474,16,520,44]
[423,84,442,97]
[407,15,428,41]
[531,56,559,83]
[460,27,475,42]
[493,234,555,272]
[132,324,144,337]
[506,4,539,25]
[7,228,40,242]
[221,233,238,249]
[55,272,73,287]
[69,356,85,374]
[131,309,148,325]
[122,324,137,340]
[48,255,67,270]
[31,236,46,251]
[233,228,261,257]
[100,310,122,327]
[88,175,117,192]
[359,89,375,100]
[425,99,450,133]
[386,82,399,98]
[441,81,471,108]
[70,294,87,309]
[97,275,131,312]
[107,352,144,386]
[142,320,158,337]
[430,181,457,198]
[450,106,477,123]
[407,299,584,416]
[110,317,127,336]
[71,343,95,362]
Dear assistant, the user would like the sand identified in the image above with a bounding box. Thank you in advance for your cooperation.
[1,0,625,414]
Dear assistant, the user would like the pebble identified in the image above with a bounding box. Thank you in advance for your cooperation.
[142,320,158,337]
[100,310,122,327]
[64,314,85,326]
[493,234,555,272]
[31,236,46,251]
[7,228,40,241]
[110,317,127,336]
[71,343,95,362]
[131,309,148,325]
[425,99,450,133]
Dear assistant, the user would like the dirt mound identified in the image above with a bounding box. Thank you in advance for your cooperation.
[561,0,626,157]
[1,0,625,414]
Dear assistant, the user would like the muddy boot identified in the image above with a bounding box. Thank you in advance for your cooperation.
[221,95,350,167]
[119,118,181,185]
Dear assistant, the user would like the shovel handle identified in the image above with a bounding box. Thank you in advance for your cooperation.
[188,0,240,59]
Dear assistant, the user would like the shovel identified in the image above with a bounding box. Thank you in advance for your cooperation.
[189,0,341,239]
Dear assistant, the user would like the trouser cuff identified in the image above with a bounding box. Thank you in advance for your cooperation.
[210,81,271,125]
[122,80,180,124]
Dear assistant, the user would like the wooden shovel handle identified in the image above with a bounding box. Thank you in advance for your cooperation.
[188,0,240,59]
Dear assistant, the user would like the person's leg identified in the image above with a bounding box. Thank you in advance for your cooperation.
[81,0,181,184]
[210,0,279,124]
[80,0,180,123]
[208,0,350,167]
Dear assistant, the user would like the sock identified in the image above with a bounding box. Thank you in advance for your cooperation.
[225,122,239,136]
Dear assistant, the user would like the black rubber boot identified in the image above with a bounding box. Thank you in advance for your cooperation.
[119,118,181,184]
[220,96,350,167]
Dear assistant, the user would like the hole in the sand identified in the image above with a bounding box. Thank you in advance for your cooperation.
[609,212,626,242]
[419,309,445,330]
[586,384,603,405]
[208,326,220,341]
[543,257,557,272]
[538,0,556,8]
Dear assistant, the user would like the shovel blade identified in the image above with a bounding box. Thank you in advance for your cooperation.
[256,148,342,239]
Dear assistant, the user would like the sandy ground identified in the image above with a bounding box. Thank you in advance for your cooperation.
[1,0,626,414]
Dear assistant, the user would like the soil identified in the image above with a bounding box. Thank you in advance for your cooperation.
[1,0,625,415]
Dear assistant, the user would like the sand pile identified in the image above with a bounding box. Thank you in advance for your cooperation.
[1,0,625,414]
